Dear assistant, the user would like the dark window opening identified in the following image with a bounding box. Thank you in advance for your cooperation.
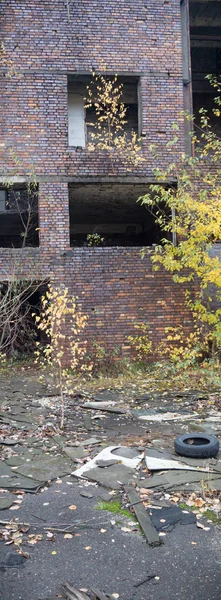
[69,183,169,248]
[189,1,221,139]
[0,185,39,248]
[68,75,139,147]
[0,281,46,357]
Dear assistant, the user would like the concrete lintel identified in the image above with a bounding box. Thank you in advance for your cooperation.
[67,177,177,185]
[0,67,181,78]
[0,176,177,185]
[0,176,27,185]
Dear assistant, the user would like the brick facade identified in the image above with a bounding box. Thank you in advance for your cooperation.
[0,0,196,360]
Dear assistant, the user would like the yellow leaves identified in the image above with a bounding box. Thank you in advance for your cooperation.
[128,321,153,359]
[84,70,144,173]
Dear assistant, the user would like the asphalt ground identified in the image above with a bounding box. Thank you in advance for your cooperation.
[0,478,220,600]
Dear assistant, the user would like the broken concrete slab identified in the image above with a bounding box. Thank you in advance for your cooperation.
[132,410,199,422]
[81,438,102,446]
[63,447,88,461]
[80,490,94,499]
[112,447,142,459]
[145,449,219,473]
[93,390,123,402]
[149,506,196,531]
[81,402,127,414]
[137,469,221,492]
[0,471,44,491]
[16,455,73,482]
[81,463,136,489]
[0,438,20,446]
[72,445,143,479]
[0,495,14,510]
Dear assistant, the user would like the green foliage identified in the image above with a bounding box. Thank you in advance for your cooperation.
[128,321,153,360]
[86,233,104,246]
[96,500,136,521]
[140,76,221,360]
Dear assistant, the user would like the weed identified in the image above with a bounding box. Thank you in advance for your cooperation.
[96,500,137,522]
[179,503,220,525]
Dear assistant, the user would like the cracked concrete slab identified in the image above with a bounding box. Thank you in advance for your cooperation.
[16,455,74,482]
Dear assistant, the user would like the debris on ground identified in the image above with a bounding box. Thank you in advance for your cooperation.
[61,582,117,599]
[124,486,161,546]
[0,373,220,577]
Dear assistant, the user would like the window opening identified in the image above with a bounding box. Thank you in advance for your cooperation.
[68,75,139,147]
[0,185,39,248]
[69,183,169,248]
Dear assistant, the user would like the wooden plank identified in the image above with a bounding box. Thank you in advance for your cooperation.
[61,583,90,600]
[81,403,127,414]
[124,486,161,547]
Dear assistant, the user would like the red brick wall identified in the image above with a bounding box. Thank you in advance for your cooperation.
[0,246,194,360]
[1,0,185,177]
[52,248,194,359]
[0,1,195,361]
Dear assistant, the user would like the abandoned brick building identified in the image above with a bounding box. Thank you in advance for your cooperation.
[0,0,220,359]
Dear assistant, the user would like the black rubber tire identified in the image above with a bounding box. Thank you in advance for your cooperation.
[174,433,219,459]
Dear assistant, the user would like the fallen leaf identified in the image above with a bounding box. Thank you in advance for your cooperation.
[100,528,107,533]
[196,522,210,531]
[85,546,92,550]
[121,527,132,533]
[51,550,57,554]
[194,499,205,508]
[75,533,81,537]
[64,533,73,539]
[9,505,20,510]
[69,505,77,511]
[18,549,29,559]
[112,594,119,598]
[191,542,197,545]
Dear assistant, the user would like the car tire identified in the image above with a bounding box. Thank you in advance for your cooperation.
[174,433,219,458]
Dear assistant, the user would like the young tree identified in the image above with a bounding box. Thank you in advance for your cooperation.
[34,285,88,428]
[85,72,144,174]
[140,77,221,359]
